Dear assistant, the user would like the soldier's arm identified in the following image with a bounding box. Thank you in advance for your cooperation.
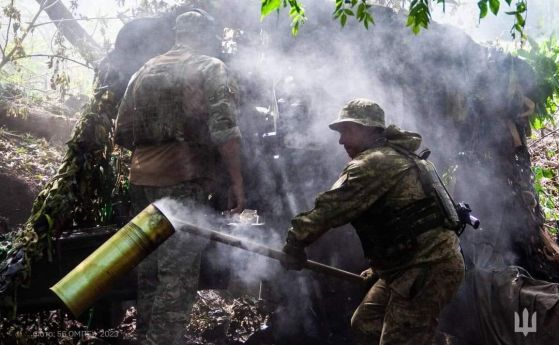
[114,72,140,150]
[218,138,244,213]
[204,60,244,212]
[288,156,410,246]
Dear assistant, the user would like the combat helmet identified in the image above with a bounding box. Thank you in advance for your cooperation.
[329,98,385,131]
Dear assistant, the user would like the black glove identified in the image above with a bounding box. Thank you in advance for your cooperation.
[281,234,307,271]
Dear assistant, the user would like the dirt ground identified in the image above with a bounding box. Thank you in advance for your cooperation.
[0,290,271,345]
[0,128,65,229]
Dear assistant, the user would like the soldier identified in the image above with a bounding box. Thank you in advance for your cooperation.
[281,98,465,345]
[114,10,244,345]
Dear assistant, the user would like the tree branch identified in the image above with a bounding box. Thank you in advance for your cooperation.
[14,54,92,69]
[0,0,48,70]
[36,0,104,65]
[31,16,132,28]
[3,0,15,54]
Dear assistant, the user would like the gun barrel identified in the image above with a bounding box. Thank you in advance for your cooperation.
[469,215,480,229]
[177,222,365,285]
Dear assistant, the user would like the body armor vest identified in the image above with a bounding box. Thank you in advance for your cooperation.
[354,144,460,269]
[115,51,207,148]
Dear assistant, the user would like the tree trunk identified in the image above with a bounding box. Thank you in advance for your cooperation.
[0,102,76,142]
[35,0,104,65]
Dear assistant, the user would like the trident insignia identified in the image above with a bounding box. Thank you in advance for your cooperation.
[514,308,537,336]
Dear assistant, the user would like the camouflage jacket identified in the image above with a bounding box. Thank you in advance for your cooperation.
[288,126,461,276]
[115,45,241,150]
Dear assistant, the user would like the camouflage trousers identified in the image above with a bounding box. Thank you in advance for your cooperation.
[130,180,211,345]
[351,252,464,345]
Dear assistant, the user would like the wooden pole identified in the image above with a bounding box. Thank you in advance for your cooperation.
[177,222,365,285]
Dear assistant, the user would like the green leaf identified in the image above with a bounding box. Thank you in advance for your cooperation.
[357,3,365,19]
[335,0,343,11]
[533,166,543,179]
[292,21,299,36]
[341,14,347,27]
[478,0,488,19]
[261,0,282,18]
[406,1,431,34]
[406,14,415,27]
[344,9,354,16]
[489,0,500,15]
[516,13,525,27]
[530,116,544,130]
[542,168,555,179]
[334,9,343,19]
[364,13,374,29]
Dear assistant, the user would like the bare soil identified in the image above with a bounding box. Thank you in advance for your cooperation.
[0,128,64,229]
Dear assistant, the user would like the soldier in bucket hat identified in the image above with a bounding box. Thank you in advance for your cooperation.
[282,98,465,344]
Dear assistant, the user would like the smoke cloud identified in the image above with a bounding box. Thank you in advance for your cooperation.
[110,1,555,342]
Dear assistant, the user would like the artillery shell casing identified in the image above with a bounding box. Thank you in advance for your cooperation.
[50,203,174,317]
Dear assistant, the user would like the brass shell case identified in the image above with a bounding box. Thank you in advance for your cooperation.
[50,204,175,316]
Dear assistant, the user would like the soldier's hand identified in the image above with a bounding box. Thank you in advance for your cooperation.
[281,238,307,271]
[360,267,379,287]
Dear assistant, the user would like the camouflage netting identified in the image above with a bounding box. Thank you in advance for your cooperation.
[0,83,124,314]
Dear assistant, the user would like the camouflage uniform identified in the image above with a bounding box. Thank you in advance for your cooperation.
[115,23,241,345]
[287,99,464,345]
[129,181,210,345]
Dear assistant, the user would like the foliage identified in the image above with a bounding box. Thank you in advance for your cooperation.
[28,87,122,233]
[49,32,71,100]
[132,0,169,16]
[0,1,94,101]
[0,0,43,71]
[514,36,559,235]
[260,0,528,37]
[478,0,527,40]
[0,128,65,191]
[261,0,307,35]
[333,0,374,30]
[517,36,559,130]
[532,165,559,234]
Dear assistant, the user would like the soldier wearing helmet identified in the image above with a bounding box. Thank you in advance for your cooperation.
[114,10,244,345]
[281,98,465,345]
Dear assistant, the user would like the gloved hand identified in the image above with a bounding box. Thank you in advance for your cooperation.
[360,267,379,287]
[281,235,307,271]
